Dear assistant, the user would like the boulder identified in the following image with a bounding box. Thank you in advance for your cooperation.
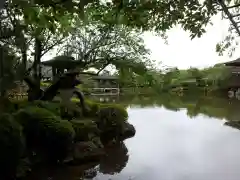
[66,141,105,165]
[100,122,136,145]
[119,122,136,141]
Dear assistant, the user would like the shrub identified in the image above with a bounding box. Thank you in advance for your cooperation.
[14,107,75,162]
[70,120,100,142]
[11,100,80,119]
[85,100,100,117]
[0,97,16,113]
[32,100,62,116]
[94,104,128,144]
[11,99,30,110]
[0,113,25,178]
[97,105,128,125]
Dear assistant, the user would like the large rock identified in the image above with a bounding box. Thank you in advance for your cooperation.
[119,122,136,141]
[66,141,105,165]
[100,122,136,145]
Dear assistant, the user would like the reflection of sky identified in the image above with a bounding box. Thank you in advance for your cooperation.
[95,107,240,180]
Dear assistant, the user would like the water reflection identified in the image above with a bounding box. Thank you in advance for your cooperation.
[24,142,129,180]
[125,107,240,180]
[98,142,128,175]
[91,94,240,130]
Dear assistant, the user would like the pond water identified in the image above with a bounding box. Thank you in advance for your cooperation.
[26,95,240,180]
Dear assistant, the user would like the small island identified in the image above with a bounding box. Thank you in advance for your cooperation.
[0,65,135,179]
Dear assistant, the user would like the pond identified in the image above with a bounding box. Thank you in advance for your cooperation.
[25,95,240,180]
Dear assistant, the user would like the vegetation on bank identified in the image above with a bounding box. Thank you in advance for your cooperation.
[38,64,232,97]
[113,64,232,95]
[0,98,134,179]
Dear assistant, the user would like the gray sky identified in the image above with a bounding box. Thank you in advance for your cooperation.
[143,13,240,69]
[42,13,240,70]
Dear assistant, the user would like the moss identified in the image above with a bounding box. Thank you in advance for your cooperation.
[0,113,25,179]
[70,120,100,142]
[81,99,128,119]
[0,97,16,113]
[94,105,129,144]
[96,106,128,127]
[85,100,100,117]
[11,100,82,119]
[32,100,62,116]
[99,104,128,120]
[14,107,75,162]
[73,100,129,142]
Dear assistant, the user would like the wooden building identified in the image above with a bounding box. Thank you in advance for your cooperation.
[91,76,120,95]
[223,58,240,88]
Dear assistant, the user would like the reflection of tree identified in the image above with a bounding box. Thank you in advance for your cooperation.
[119,94,240,129]
[225,121,240,130]
[23,162,99,180]
[99,142,129,175]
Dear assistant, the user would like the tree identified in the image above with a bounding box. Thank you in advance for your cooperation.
[0,2,76,92]
[214,0,240,56]
[59,23,151,75]
[0,0,233,98]
[6,0,220,38]
[187,67,203,84]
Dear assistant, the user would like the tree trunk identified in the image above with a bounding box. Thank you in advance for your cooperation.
[21,41,27,72]
[33,37,42,90]
[0,45,5,97]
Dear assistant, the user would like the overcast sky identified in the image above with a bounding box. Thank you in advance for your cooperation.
[143,13,240,69]
[42,13,240,70]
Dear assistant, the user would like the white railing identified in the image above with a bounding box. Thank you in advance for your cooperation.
[91,88,120,96]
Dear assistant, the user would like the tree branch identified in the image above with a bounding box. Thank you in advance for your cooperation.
[97,63,110,75]
[41,36,65,57]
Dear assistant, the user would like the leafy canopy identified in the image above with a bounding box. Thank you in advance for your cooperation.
[4,0,220,38]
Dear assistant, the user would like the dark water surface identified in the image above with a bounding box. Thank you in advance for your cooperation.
[27,95,240,180]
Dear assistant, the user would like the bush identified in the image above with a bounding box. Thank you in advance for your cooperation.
[96,105,128,133]
[97,105,128,124]
[94,104,128,144]
[32,100,62,116]
[70,120,100,142]
[11,99,30,110]
[84,100,100,117]
[14,107,75,162]
[0,97,16,113]
[11,100,80,119]
[0,113,25,179]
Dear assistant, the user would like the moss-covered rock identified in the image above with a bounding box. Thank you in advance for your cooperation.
[72,141,105,163]
[119,122,136,141]
[0,97,15,113]
[97,106,127,127]
[14,107,75,163]
[0,113,25,179]
[32,100,62,116]
[70,120,100,142]
[84,100,100,117]
[95,105,129,144]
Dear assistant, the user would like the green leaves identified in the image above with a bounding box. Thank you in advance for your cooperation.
[58,23,151,76]
[5,0,222,40]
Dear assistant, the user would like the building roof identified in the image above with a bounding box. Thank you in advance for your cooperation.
[223,58,240,66]
[92,75,119,80]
